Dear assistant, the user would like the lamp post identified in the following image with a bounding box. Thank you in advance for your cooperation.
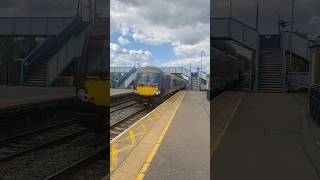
[181,56,184,69]
[290,0,295,77]
[200,51,204,75]
[229,0,232,18]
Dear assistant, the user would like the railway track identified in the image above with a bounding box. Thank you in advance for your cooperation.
[0,119,88,163]
[110,100,139,113]
[111,97,137,107]
[44,147,107,180]
[110,104,160,140]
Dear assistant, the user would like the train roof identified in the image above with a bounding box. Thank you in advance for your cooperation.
[137,66,187,82]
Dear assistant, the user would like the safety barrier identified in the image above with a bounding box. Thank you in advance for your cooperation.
[310,84,320,122]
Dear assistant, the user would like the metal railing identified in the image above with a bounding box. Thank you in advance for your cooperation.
[281,31,310,61]
[211,18,258,51]
[111,66,192,78]
[47,22,89,84]
[160,67,191,78]
[116,67,137,88]
[0,17,76,37]
[23,18,83,81]
[310,84,320,122]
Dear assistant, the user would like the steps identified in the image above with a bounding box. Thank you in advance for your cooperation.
[117,68,137,88]
[258,49,285,93]
[191,76,199,91]
[23,63,48,86]
[22,19,89,87]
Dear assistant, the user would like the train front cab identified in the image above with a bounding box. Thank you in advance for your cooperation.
[133,69,185,103]
[75,20,109,132]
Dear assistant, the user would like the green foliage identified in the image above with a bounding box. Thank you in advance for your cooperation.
[0,37,38,64]
[110,73,122,88]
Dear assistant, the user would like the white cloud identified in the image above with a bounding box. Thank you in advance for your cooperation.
[110,0,210,65]
[110,43,153,67]
[117,36,130,45]
[173,36,210,57]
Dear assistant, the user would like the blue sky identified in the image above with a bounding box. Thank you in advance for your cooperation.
[110,0,210,73]
[110,32,177,67]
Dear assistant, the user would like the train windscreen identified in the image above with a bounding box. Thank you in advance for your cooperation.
[85,39,108,78]
[136,73,160,86]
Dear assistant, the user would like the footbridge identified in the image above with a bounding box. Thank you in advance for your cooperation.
[211,17,311,92]
[110,66,208,90]
[0,17,108,86]
[0,17,77,37]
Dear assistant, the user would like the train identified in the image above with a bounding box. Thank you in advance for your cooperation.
[133,67,186,101]
[211,47,252,98]
[75,18,109,131]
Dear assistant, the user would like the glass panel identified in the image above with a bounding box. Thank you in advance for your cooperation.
[86,39,107,77]
[136,73,160,86]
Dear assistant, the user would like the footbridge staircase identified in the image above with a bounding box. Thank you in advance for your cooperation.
[0,17,107,86]
[211,18,311,92]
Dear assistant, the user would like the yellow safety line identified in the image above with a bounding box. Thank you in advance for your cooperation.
[129,130,137,146]
[211,93,244,158]
[110,143,119,171]
[148,116,154,123]
[115,121,150,144]
[113,129,138,155]
[135,92,185,180]
[110,91,184,173]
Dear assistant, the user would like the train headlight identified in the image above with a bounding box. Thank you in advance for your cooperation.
[77,89,89,102]
[155,90,161,95]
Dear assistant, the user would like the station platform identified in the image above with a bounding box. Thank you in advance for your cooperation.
[212,92,320,180]
[0,86,75,109]
[110,91,210,180]
[0,87,132,110]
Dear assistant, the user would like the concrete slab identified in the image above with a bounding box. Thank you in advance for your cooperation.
[212,92,320,180]
[0,86,75,108]
[110,89,133,96]
[144,91,210,180]
[110,91,186,180]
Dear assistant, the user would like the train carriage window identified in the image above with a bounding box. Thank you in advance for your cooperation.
[165,76,170,89]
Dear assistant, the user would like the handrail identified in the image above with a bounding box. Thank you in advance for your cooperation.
[116,67,137,88]
[211,17,257,32]
[47,22,90,85]
[23,36,56,66]
[23,18,83,81]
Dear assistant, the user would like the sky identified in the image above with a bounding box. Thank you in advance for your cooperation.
[110,0,210,73]
[212,0,320,39]
[0,0,107,17]
[212,0,320,59]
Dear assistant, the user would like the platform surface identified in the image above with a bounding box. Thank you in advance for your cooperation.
[110,91,210,180]
[0,86,75,108]
[212,92,320,180]
[144,91,210,180]
[110,88,133,96]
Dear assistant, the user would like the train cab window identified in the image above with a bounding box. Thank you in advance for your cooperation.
[136,73,160,86]
[85,39,107,78]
